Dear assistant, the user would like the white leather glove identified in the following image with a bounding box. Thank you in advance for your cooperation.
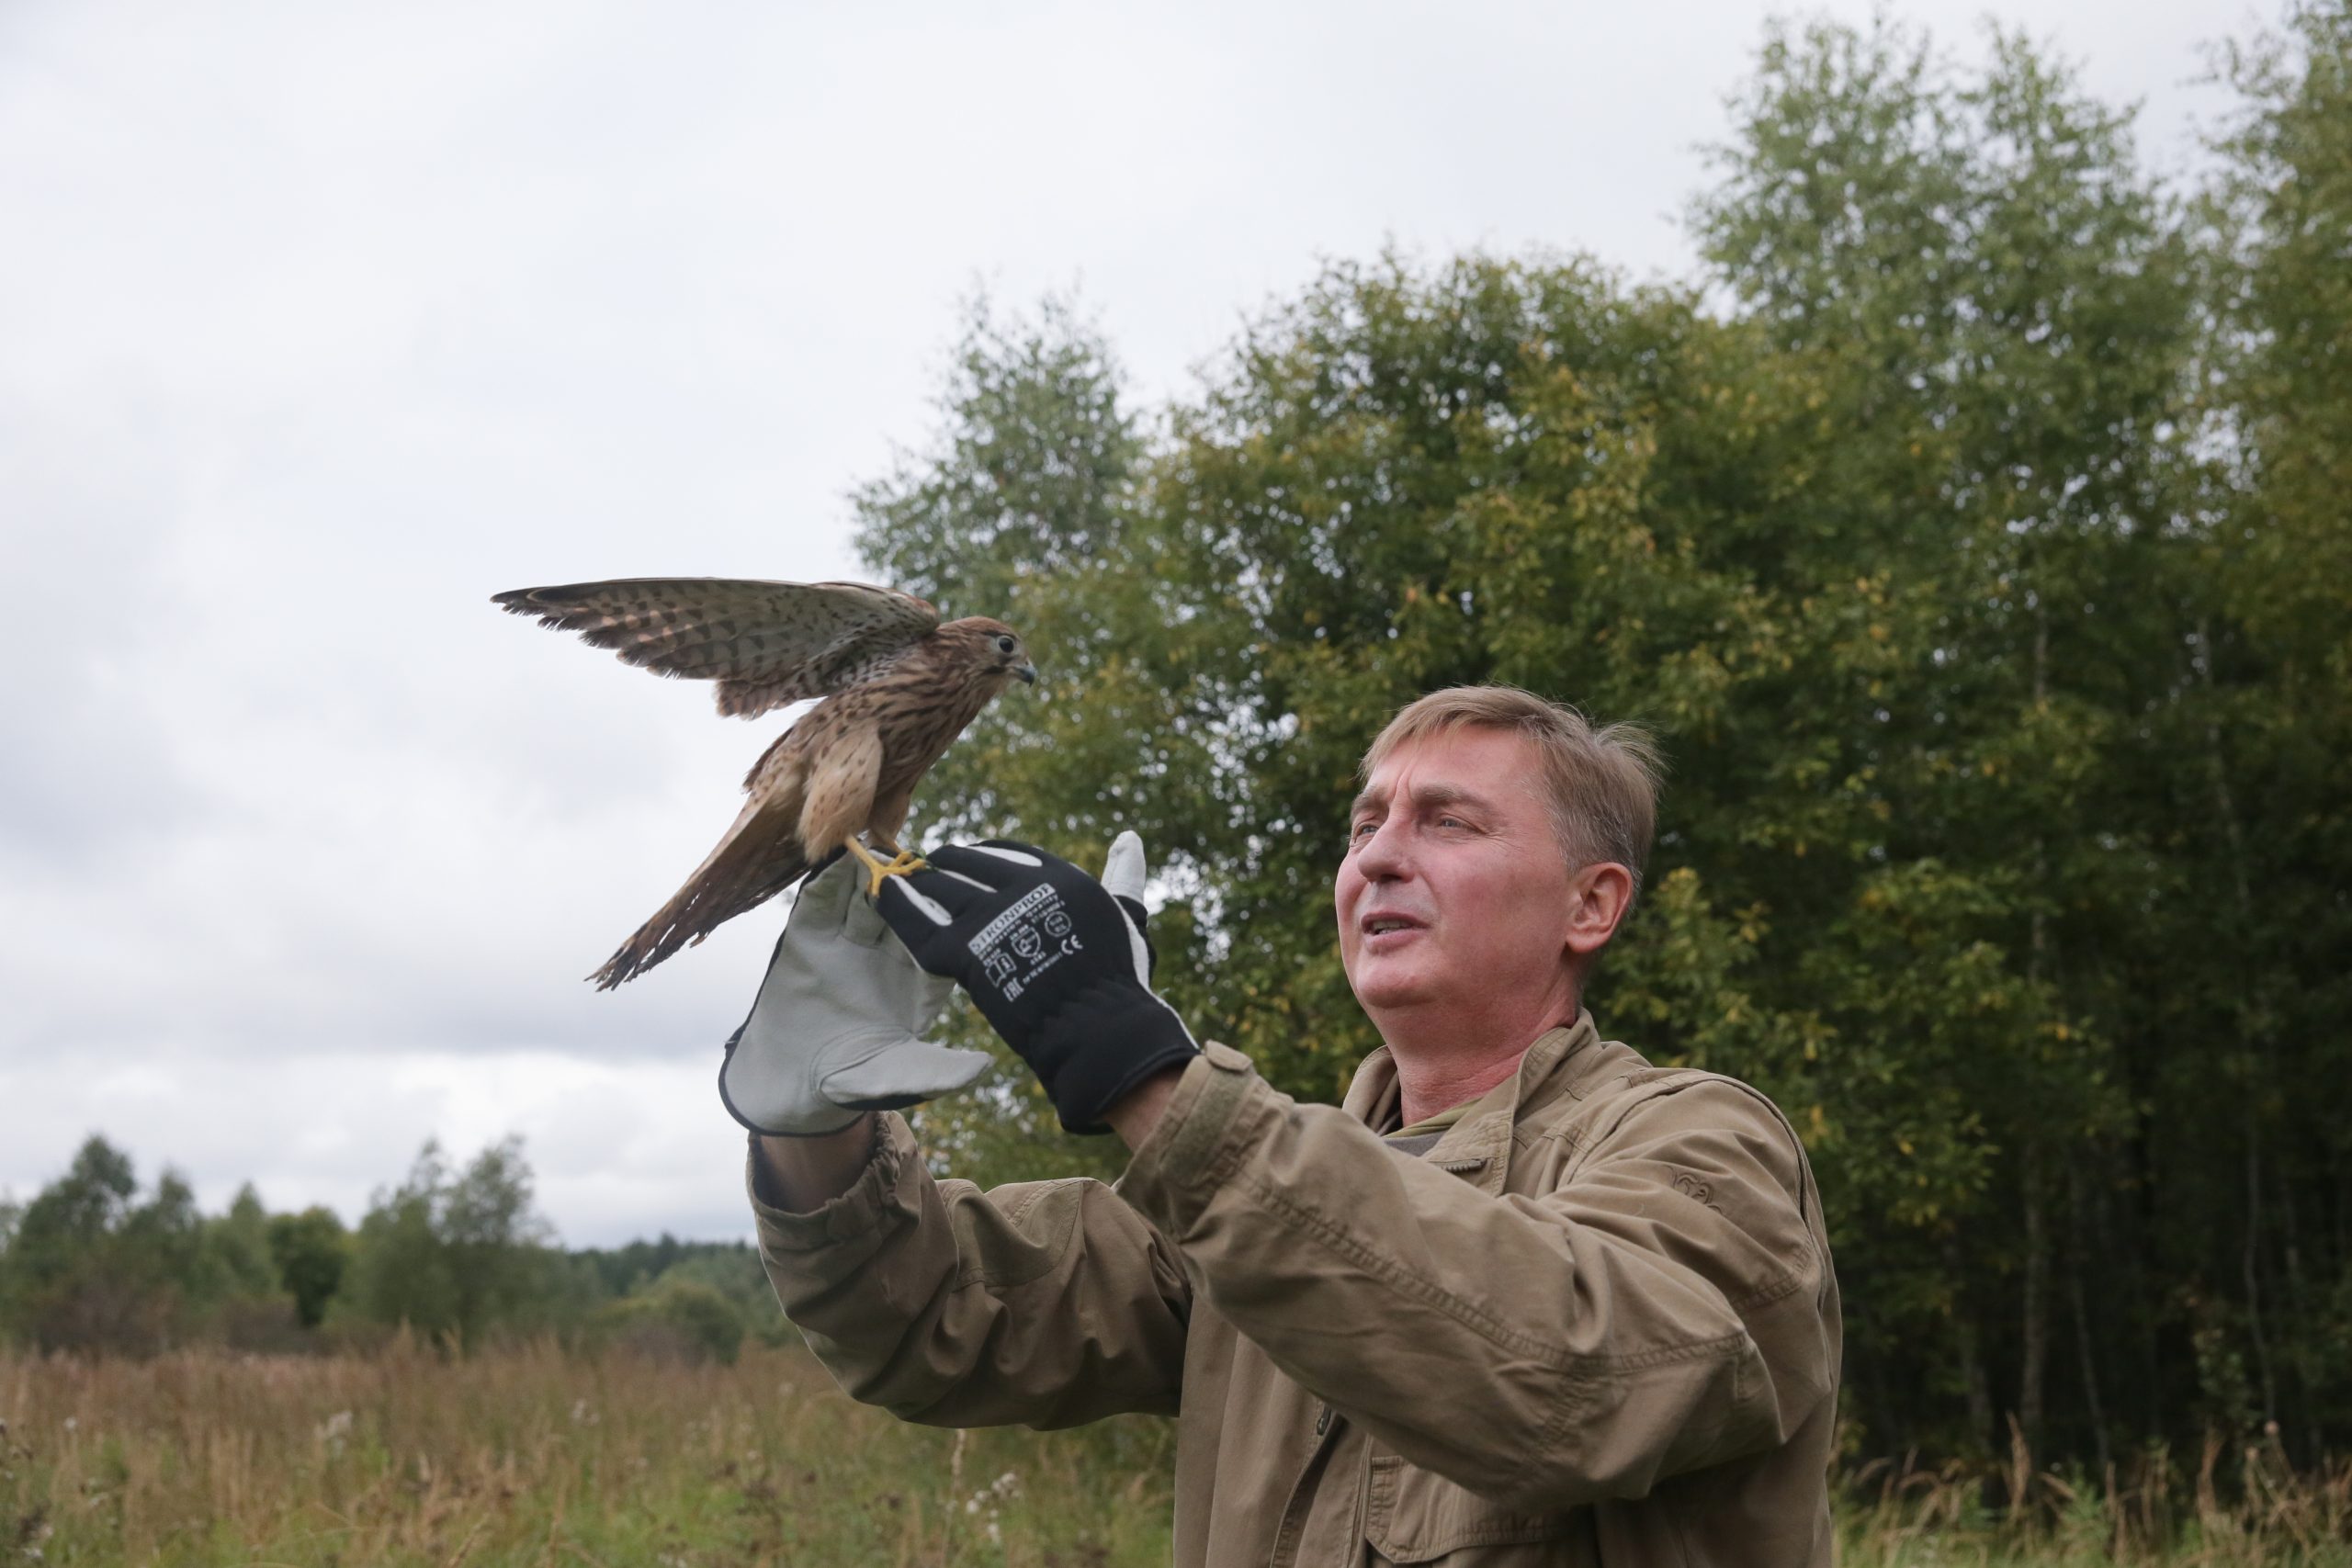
[718,852,994,1137]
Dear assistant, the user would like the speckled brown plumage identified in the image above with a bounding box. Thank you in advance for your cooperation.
[493,578,1035,987]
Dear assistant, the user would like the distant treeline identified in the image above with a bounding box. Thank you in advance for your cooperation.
[0,1135,778,1365]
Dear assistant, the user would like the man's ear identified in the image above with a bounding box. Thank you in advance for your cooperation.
[1563,863,1635,962]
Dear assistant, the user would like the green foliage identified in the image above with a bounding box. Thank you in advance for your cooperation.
[266,1205,350,1328]
[0,1138,784,1360]
[339,1138,582,1348]
[208,1185,278,1299]
[575,1235,793,1348]
[0,1139,301,1353]
[590,1277,748,1365]
[2206,1,2352,658]
[0,1140,775,1359]
[850,7,2352,1479]
[1681,9,2222,1463]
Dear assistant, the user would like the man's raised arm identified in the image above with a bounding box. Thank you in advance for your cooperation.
[727,848,1191,1428]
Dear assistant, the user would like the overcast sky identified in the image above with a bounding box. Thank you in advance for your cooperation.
[0,0,2248,1246]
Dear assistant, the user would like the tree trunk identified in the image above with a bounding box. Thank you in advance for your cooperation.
[2019,1145,2051,1466]
[2067,1159,2112,1476]
[2192,615,2280,1433]
[2016,604,2052,1464]
[2245,1135,2279,1428]
[1950,1241,1996,1454]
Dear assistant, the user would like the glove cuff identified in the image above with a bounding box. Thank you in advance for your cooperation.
[1037,987,1203,1134]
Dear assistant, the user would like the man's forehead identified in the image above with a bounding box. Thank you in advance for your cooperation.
[1354,728,1544,808]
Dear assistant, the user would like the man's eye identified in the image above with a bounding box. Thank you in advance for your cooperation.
[1351,820,1377,839]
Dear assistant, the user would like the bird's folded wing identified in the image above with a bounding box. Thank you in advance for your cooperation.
[492,578,940,717]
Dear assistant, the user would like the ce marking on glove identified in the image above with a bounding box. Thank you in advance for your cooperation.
[968,885,1084,1001]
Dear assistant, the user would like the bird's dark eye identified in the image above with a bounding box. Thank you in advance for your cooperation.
[995,635,1016,655]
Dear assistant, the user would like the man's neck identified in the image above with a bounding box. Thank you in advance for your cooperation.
[1379,991,1580,1127]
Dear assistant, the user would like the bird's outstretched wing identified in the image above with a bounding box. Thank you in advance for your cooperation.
[492,578,940,718]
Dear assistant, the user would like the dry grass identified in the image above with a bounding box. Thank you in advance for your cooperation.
[0,1338,1172,1566]
[1838,1434,2352,1566]
[5,1342,2350,1565]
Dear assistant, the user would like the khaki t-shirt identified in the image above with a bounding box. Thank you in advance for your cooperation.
[1381,1101,1475,1158]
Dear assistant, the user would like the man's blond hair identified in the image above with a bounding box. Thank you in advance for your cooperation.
[1362,686,1664,900]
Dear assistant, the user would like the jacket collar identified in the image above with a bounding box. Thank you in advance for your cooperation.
[1341,1011,1605,1196]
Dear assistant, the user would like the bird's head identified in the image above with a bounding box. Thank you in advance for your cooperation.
[943,616,1038,689]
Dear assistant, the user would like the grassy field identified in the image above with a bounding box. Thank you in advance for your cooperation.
[3,1342,2348,1566]
[0,1340,1174,1566]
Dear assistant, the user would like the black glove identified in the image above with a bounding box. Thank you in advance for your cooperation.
[874,836,1200,1134]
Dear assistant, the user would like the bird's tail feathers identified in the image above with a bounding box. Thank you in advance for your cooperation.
[591,794,809,988]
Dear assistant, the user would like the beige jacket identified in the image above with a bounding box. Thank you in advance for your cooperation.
[751,1013,1841,1565]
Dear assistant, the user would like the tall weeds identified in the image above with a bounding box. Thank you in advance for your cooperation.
[1838,1431,2352,1566]
[0,1338,1171,1566]
[3,1342,2347,1565]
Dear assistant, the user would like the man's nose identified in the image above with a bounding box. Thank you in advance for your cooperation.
[1352,818,1409,880]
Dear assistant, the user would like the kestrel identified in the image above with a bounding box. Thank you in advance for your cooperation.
[493,577,1035,988]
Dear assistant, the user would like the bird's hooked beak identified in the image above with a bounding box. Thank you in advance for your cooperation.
[1013,662,1038,686]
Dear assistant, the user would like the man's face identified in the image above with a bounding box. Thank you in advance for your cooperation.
[1335,728,1582,1023]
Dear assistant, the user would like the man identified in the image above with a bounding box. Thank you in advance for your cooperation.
[728,686,1840,1566]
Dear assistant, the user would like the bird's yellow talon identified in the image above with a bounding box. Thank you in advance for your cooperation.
[845,839,929,897]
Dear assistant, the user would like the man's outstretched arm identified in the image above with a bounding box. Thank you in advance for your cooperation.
[745,1109,1192,1428]
[754,1055,1179,1214]
[738,840,1192,1427]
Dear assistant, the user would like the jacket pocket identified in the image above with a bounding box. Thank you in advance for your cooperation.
[1363,1453,1600,1564]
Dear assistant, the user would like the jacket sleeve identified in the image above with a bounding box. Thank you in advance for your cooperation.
[747,1115,1192,1428]
[1115,1043,1837,1511]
